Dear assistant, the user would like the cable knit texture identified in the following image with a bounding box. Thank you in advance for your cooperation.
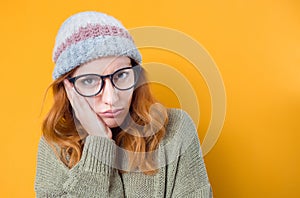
[35,108,213,197]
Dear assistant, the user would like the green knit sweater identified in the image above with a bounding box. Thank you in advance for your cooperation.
[34,108,213,197]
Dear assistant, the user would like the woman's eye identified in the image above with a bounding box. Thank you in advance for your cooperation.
[116,71,129,79]
[78,76,99,86]
[83,79,95,84]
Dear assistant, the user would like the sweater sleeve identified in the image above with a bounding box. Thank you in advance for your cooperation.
[166,109,213,198]
[171,137,213,198]
[34,135,124,198]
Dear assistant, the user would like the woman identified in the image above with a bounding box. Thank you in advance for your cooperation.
[35,11,213,197]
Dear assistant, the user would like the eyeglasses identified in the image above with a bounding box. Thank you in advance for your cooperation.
[68,65,142,97]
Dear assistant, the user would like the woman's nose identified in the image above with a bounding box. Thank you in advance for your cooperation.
[100,79,119,105]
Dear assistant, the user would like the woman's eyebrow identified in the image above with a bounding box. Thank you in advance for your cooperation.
[112,63,132,70]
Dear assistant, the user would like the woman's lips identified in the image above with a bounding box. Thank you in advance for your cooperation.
[99,108,124,118]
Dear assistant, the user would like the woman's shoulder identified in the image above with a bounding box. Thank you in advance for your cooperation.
[37,136,62,155]
[166,108,197,131]
[162,108,199,145]
[166,108,193,123]
[37,136,54,152]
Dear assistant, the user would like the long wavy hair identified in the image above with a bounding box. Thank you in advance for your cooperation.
[42,60,168,175]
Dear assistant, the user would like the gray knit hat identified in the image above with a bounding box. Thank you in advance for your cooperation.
[52,11,142,80]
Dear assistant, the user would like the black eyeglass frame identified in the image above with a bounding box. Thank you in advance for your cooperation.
[68,65,142,97]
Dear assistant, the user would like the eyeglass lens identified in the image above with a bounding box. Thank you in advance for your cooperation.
[73,66,140,97]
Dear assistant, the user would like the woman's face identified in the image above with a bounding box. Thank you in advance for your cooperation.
[71,56,134,128]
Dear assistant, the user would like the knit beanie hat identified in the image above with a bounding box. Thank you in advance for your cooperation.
[52,11,142,80]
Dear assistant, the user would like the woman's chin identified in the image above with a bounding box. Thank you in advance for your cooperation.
[103,118,124,128]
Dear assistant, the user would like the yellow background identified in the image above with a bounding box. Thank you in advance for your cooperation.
[1,0,299,197]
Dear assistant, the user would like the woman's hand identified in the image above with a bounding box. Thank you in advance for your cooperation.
[63,79,112,139]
